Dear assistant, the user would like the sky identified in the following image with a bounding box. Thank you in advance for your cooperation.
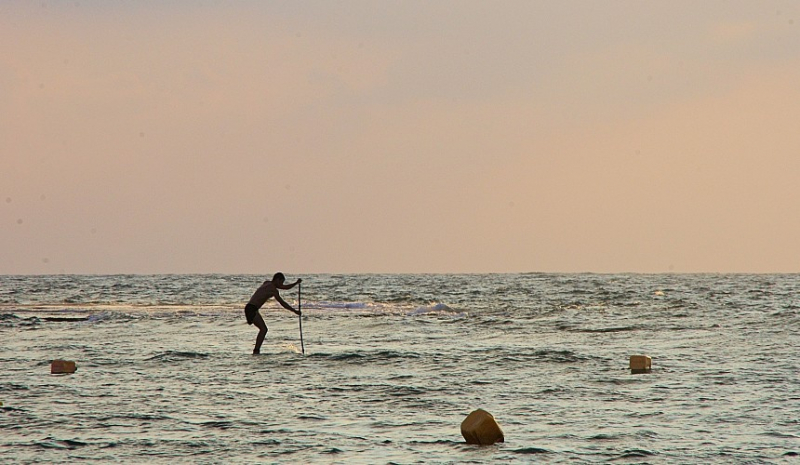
[2,1,799,274]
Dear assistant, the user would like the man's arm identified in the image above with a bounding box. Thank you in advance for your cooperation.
[274,293,301,315]
[276,278,302,290]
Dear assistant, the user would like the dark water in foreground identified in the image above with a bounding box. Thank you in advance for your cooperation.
[1,274,798,463]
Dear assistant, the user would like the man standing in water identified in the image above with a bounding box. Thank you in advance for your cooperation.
[245,273,302,354]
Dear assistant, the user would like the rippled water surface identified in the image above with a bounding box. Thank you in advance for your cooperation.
[1,274,798,463]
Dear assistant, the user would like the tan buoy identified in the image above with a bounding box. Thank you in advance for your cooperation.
[630,355,651,374]
[461,409,504,445]
[51,360,77,374]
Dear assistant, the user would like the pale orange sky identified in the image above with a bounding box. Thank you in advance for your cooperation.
[2,1,799,274]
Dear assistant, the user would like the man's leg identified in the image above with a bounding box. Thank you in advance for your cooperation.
[253,312,268,354]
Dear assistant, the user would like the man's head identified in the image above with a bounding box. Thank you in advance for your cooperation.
[272,272,286,284]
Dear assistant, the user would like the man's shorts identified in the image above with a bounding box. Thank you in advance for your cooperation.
[244,304,259,325]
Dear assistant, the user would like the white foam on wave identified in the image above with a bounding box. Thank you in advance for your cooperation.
[310,301,368,310]
[8,300,468,319]
[298,300,402,315]
[407,303,467,318]
[85,312,114,323]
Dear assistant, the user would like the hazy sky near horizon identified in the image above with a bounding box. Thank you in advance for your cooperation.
[2,1,800,274]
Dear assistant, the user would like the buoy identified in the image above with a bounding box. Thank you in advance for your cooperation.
[51,360,77,374]
[461,409,504,445]
[630,355,651,374]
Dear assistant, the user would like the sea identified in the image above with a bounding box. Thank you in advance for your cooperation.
[1,273,798,464]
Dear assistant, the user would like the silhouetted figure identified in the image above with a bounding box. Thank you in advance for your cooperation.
[244,272,301,354]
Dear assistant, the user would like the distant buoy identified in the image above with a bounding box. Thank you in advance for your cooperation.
[461,409,504,445]
[630,355,652,374]
[51,360,77,374]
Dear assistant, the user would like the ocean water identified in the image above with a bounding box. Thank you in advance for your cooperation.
[1,273,798,464]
